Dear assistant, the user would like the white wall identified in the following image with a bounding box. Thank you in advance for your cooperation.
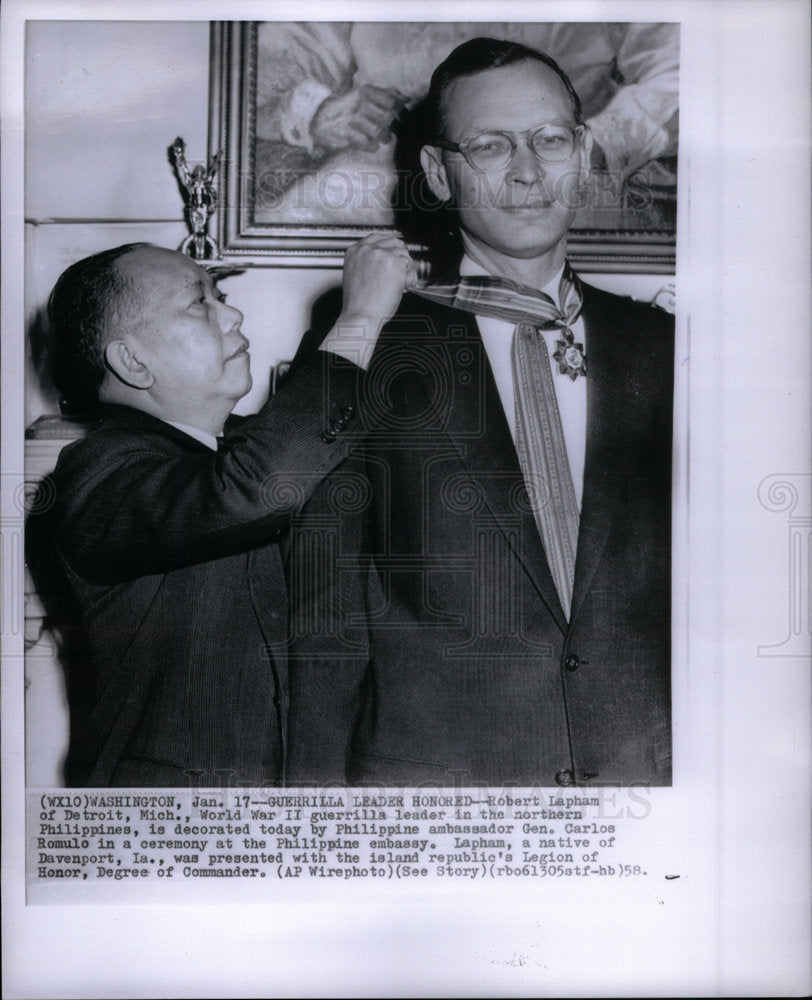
[25,20,343,423]
[26,21,212,220]
[25,19,674,426]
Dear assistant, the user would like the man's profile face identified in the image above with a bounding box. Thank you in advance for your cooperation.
[423,60,592,267]
[118,248,251,419]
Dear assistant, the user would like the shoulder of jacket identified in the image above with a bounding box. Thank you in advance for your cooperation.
[53,416,186,478]
[581,281,675,338]
[582,280,674,318]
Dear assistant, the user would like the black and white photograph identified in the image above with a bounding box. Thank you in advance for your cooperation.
[25,17,677,792]
[2,0,809,997]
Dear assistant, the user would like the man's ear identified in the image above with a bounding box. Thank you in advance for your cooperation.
[104,339,154,390]
[420,145,451,203]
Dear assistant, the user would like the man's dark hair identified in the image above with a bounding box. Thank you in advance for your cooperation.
[47,242,150,410]
[422,37,583,143]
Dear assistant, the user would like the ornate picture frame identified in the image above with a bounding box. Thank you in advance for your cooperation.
[210,21,678,272]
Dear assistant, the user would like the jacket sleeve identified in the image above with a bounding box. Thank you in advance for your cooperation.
[285,450,373,785]
[50,350,369,582]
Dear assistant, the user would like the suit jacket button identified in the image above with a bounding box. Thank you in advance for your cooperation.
[321,430,336,443]
[565,653,580,671]
[555,769,575,786]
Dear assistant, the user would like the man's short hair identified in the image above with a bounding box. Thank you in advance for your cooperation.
[422,37,584,143]
[48,243,149,409]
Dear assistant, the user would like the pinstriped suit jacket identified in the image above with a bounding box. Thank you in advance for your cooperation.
[42,351,366,787]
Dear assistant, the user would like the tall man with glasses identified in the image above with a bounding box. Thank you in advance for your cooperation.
[288,38,674,788]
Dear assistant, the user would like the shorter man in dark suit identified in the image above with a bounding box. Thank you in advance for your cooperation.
[38,236,415,786]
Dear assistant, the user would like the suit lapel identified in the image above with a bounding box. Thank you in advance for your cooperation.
[406,297,569,633]
[405,285,662,632]
[570,287,655,621]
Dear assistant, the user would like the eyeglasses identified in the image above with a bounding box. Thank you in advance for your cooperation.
[433,123,587,172]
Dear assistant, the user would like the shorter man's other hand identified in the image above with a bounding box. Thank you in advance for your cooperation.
[320,234,417,369]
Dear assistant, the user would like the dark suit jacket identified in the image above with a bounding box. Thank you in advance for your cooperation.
[287,281,674,787]
[41,351,366,787]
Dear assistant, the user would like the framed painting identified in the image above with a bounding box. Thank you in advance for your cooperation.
[211,21,678,272]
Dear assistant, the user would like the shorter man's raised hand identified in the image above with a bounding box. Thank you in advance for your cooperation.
[320,233,419,370]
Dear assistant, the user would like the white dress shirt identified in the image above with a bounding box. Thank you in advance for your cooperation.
[459,256,588,509]
[164,420,220,452]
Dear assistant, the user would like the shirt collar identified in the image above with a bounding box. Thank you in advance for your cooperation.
[459,254,565,309]
[162,419,220,452]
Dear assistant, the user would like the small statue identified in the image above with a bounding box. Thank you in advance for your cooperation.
[170,137,222,260]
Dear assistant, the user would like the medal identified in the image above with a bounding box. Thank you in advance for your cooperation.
[552,328,587,380]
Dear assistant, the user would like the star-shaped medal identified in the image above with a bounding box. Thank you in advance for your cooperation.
[552,328,587,380]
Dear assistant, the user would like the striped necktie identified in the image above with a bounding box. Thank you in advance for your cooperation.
[416,264,585,618]
[415,262,586,380]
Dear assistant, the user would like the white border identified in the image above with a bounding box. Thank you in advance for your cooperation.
[3,1,810,997]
